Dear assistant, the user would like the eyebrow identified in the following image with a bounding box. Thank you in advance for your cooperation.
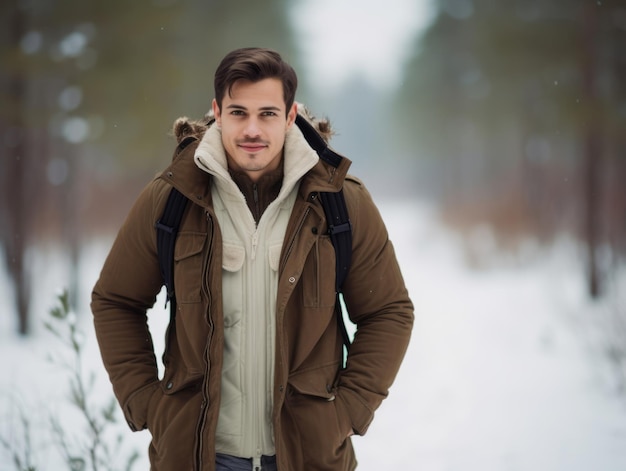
[226,104,283,112]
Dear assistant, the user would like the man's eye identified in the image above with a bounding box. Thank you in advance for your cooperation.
[230,110,245,116]
[261,111,277,117]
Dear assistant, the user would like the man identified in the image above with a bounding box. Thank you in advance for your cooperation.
[92,47,413,471]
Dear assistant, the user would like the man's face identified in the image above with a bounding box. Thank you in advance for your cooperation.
[212,78,297,182]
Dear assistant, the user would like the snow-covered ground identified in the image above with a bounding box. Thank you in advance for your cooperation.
[1,198,625,470]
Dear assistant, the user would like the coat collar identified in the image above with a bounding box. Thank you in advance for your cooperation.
[158,140,212,208]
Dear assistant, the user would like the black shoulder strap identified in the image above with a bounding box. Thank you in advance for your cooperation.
[295,114,352,289]
[295,114,353,362]
[295,114,342,168]
[319,191,352,292]
[320,190,353,365]
[155,136,197,319]
[155,187,188,321]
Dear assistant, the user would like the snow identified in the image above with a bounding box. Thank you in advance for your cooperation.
[1,198,625,470]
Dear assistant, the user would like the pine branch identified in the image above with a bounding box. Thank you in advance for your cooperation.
[45,289,139,471]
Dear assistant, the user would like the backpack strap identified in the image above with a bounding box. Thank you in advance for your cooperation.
[319,191,352,291]
[155,187,188,322]
[295,114,353,364]
[295,114,342,168]
[155,136,197,320]
[319,190,353,365]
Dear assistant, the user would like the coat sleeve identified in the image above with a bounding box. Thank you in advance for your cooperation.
[91,179,167,431]
[336,178,414,436]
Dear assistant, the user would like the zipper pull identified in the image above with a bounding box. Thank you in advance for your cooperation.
[252,455,261,470]
[251,231,258,260]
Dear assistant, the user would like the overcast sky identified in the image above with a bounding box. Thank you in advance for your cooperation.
[290,0,435,90]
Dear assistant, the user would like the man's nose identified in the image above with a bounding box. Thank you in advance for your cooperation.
[244,117,261,138]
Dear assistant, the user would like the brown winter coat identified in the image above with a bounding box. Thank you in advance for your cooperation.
[91,115,414,470]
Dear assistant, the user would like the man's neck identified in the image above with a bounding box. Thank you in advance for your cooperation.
[228,162,284,224]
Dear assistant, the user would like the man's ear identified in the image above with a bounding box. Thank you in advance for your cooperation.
[212,99,222,128]
[286,102,298,129]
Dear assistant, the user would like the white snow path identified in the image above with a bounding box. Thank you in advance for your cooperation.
[1,198,625,470]
[353,202,626,470]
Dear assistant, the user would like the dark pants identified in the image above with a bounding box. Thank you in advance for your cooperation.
[215,453,278,471]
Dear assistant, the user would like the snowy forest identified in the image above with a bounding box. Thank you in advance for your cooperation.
[1,0,626,470]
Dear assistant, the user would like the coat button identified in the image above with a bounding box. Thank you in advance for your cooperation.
[312,227,318,234]
[166,382,173,390]
[288,276,296,283]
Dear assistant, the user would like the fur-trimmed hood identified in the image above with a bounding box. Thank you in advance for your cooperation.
[171,103,334,145]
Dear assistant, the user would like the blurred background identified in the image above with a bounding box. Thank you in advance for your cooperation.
[1,0,626,468]
[2,0,625,332]
[0,0,626,471]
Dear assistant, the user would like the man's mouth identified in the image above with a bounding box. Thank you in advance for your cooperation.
[238,141,268,153]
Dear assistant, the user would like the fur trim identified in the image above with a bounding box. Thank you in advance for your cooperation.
[172,111,215,144]
[171,103,333,144]
[296,103,334,143]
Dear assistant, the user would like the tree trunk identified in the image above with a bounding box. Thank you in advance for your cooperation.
[581,1,602,299]
[2,3,31,334]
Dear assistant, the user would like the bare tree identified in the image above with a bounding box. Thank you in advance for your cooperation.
[580,1,603,299]
[1,2,34,335]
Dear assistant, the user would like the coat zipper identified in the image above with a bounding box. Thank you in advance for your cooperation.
[194,210,214,470]
[274,202,313,467]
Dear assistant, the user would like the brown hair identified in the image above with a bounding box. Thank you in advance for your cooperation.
[213,47,298,114]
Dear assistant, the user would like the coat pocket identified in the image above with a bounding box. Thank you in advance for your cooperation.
[173,231,206,304]
[302,236,337,308]
[221,242,245,328]
[285,367,355,468]
[286,363,352,444]
[147,379,203,466]
[268,244,281,273]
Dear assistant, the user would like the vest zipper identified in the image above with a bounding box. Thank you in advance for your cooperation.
[250,243,260,468]
[253,183,259,222]
[194,210,214,470]
[250,211,264,467]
